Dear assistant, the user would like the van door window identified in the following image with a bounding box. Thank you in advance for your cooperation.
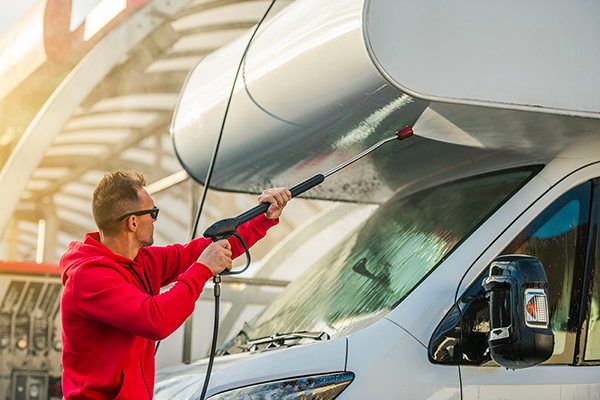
[433,182,592,366]
[502,182,591,364]
[584,183,600,361]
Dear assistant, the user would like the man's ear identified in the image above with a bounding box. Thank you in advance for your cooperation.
[126,216,137,232]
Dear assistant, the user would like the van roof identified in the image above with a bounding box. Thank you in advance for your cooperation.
[171,0,600,203]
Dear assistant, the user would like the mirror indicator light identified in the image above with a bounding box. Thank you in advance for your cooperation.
[524,289,549,327]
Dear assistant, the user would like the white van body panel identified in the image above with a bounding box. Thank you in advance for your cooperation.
[461,364,600,399]
[208,336,347,397]
[155,336,347,399]
[172,0,600,202]
[171,0,388,187]
[163,0,600,398]
[345,318,460,399]
[461,363,600,399]
[457,161,600,398]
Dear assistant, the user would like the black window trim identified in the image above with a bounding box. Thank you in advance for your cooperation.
[431,176,597,366]
[576,178,600,366]
[536,180,591,365]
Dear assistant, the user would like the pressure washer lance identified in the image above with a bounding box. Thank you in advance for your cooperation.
[198,126,414,399]
[203,126,414,246]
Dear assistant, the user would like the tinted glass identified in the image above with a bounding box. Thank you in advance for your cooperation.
[585,191,600,361]
[456,182,591,366]
[503,182,591,363]
[244,169,534,341]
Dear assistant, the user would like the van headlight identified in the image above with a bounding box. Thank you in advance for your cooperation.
[206,372,354,399]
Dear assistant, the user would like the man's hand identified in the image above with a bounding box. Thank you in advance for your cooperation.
[259,188,291,220]
[198,240,232,276]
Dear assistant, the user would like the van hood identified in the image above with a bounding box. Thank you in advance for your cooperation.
[154,337,347,399]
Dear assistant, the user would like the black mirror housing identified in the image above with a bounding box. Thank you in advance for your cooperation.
[482,255,554,369]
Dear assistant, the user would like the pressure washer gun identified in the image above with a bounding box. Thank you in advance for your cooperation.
[198,126,413,400]
[202,126,414,276]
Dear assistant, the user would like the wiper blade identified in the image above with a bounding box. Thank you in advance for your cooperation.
[247,331,330,352]
[219,329,330,355]
[217,326,250,356]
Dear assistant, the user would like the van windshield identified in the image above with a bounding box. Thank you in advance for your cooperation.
[245,168,537,341]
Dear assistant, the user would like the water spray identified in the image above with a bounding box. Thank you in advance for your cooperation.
[198,126,413,399]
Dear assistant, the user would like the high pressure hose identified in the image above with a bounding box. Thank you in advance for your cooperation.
[190,0,277,241]
[187,1,415,398]
[195,2,277,399]
[197,126,414,399]
[196,127,413,393]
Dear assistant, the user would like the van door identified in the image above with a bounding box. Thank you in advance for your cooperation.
[460,179,600,399]
[571,178,600,397]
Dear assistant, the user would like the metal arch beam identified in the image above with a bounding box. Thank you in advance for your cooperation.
[52,186,95,202]
[31,114,172,202]
[145,170,189,195]
[39,156,110,169]
[0,0,192,240]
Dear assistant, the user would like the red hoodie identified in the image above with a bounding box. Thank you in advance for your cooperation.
[59,215,277,400]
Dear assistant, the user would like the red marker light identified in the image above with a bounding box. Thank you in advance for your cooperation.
[395,126,414,141]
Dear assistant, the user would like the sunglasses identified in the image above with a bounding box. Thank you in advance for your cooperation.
[117,206,159,221]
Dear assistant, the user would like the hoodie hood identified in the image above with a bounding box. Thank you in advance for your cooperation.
[59,232,133,285]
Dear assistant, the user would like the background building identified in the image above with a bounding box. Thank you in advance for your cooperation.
[0,1,374,398]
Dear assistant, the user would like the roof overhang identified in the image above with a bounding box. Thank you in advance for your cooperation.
[365,0,600,118]
[171,0,600,203]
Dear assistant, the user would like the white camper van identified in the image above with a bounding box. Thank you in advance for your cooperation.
[158,0,600,398]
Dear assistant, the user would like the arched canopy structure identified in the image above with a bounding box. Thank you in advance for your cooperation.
[0,0,295,262]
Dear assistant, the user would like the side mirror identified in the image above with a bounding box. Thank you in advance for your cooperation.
[482,255,554,369]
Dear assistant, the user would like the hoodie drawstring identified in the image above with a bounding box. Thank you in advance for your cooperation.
[126,263,153,296]
[127,263,162,356]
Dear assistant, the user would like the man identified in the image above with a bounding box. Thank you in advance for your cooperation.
[59,170,291,399]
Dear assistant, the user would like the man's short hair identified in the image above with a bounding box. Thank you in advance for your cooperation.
[92,170,147,235]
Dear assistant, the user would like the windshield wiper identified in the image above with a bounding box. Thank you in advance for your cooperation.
[217,325,250,356]
[219,330,330,355]
[246,331,330,352]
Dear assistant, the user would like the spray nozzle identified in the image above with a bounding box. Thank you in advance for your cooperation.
[395,126,414,141]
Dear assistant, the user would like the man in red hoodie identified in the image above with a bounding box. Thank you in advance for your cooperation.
[59,170,291,399]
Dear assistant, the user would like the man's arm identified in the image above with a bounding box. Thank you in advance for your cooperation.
[149,188,291,286]
[146,236,213,287]
[228,187,291,257]
[146,216,275,286]
[73,262,212,341]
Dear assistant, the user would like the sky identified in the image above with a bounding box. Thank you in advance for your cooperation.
[0,0,103,36]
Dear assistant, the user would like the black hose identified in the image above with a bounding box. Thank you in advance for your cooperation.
[200,278,221,400]
[194,2,277,398]
[199,233,251,399]
[190,0,278,240]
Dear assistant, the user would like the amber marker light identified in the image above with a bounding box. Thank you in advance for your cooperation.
[524,289,549,327]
